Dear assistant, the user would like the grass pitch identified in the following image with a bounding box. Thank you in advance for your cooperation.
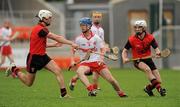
[0,68,180,107]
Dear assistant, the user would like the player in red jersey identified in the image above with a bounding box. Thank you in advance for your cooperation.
[122,20,166,96]
[5,10,78,98]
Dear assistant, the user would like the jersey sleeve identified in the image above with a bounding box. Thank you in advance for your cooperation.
[151,38,158,49]
[38,28,49,37]
[124,40,132,50]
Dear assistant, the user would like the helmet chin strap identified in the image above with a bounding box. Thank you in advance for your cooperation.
[82,30,88,33]
[135,32,142,36]
[43,21,50,26]
[136,31,146,39]
[40,18,50,26]
[82,25,91,33]
[136,29,146,36]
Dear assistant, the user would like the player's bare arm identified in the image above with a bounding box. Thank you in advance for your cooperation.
[47,32,78,48]
[46,42,62,48]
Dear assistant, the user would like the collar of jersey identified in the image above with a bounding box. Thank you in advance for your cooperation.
[81,31,94,40]
[93,24,101,29]
[38,23,46,27]
[135,32,148,41]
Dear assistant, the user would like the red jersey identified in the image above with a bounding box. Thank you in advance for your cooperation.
[29,23,49,55]
[124,33,158,59]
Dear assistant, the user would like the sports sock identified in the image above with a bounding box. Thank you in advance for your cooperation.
[92,84,98,89]
[71,78,78,83]
[60,88,67,97]
[151,79,161,91]
[87,84,94,91]
[12,66,20,75]
[117,91,126,97]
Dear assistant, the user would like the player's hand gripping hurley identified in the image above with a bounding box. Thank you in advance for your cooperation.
[129,48,171,62]
[68,46,120,71]
[68,51,91,71]
[86,46,120,61]
[94,46,120,61]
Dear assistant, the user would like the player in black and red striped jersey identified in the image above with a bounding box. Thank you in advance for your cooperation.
[122,20,166,96]
[5,10,78,98]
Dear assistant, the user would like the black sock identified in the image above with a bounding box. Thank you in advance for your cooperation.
[60,88,67,97]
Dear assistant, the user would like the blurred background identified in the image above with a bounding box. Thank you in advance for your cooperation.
[0,0,180,69]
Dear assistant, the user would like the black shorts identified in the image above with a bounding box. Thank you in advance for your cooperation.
[26,53,51,73]
[84,70,93,76]
[134,58,157,71]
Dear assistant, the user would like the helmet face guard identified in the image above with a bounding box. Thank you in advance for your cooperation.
[134,20,147,35]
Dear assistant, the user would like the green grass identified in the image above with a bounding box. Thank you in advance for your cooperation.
[0,68,180,107]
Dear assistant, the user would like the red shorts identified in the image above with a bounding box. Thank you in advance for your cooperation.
[1,45,12,56]
[79,61,107,73]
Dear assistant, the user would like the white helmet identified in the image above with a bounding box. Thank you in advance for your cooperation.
[37,10,52,20]
[134,20,147,27]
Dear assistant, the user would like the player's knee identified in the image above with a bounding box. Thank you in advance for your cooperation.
[76,68,85,75]
[53,67,62,75]
[144,68,151,73]
[76,71,84,76]
[54,70,62,76]
[56,66,62,72]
